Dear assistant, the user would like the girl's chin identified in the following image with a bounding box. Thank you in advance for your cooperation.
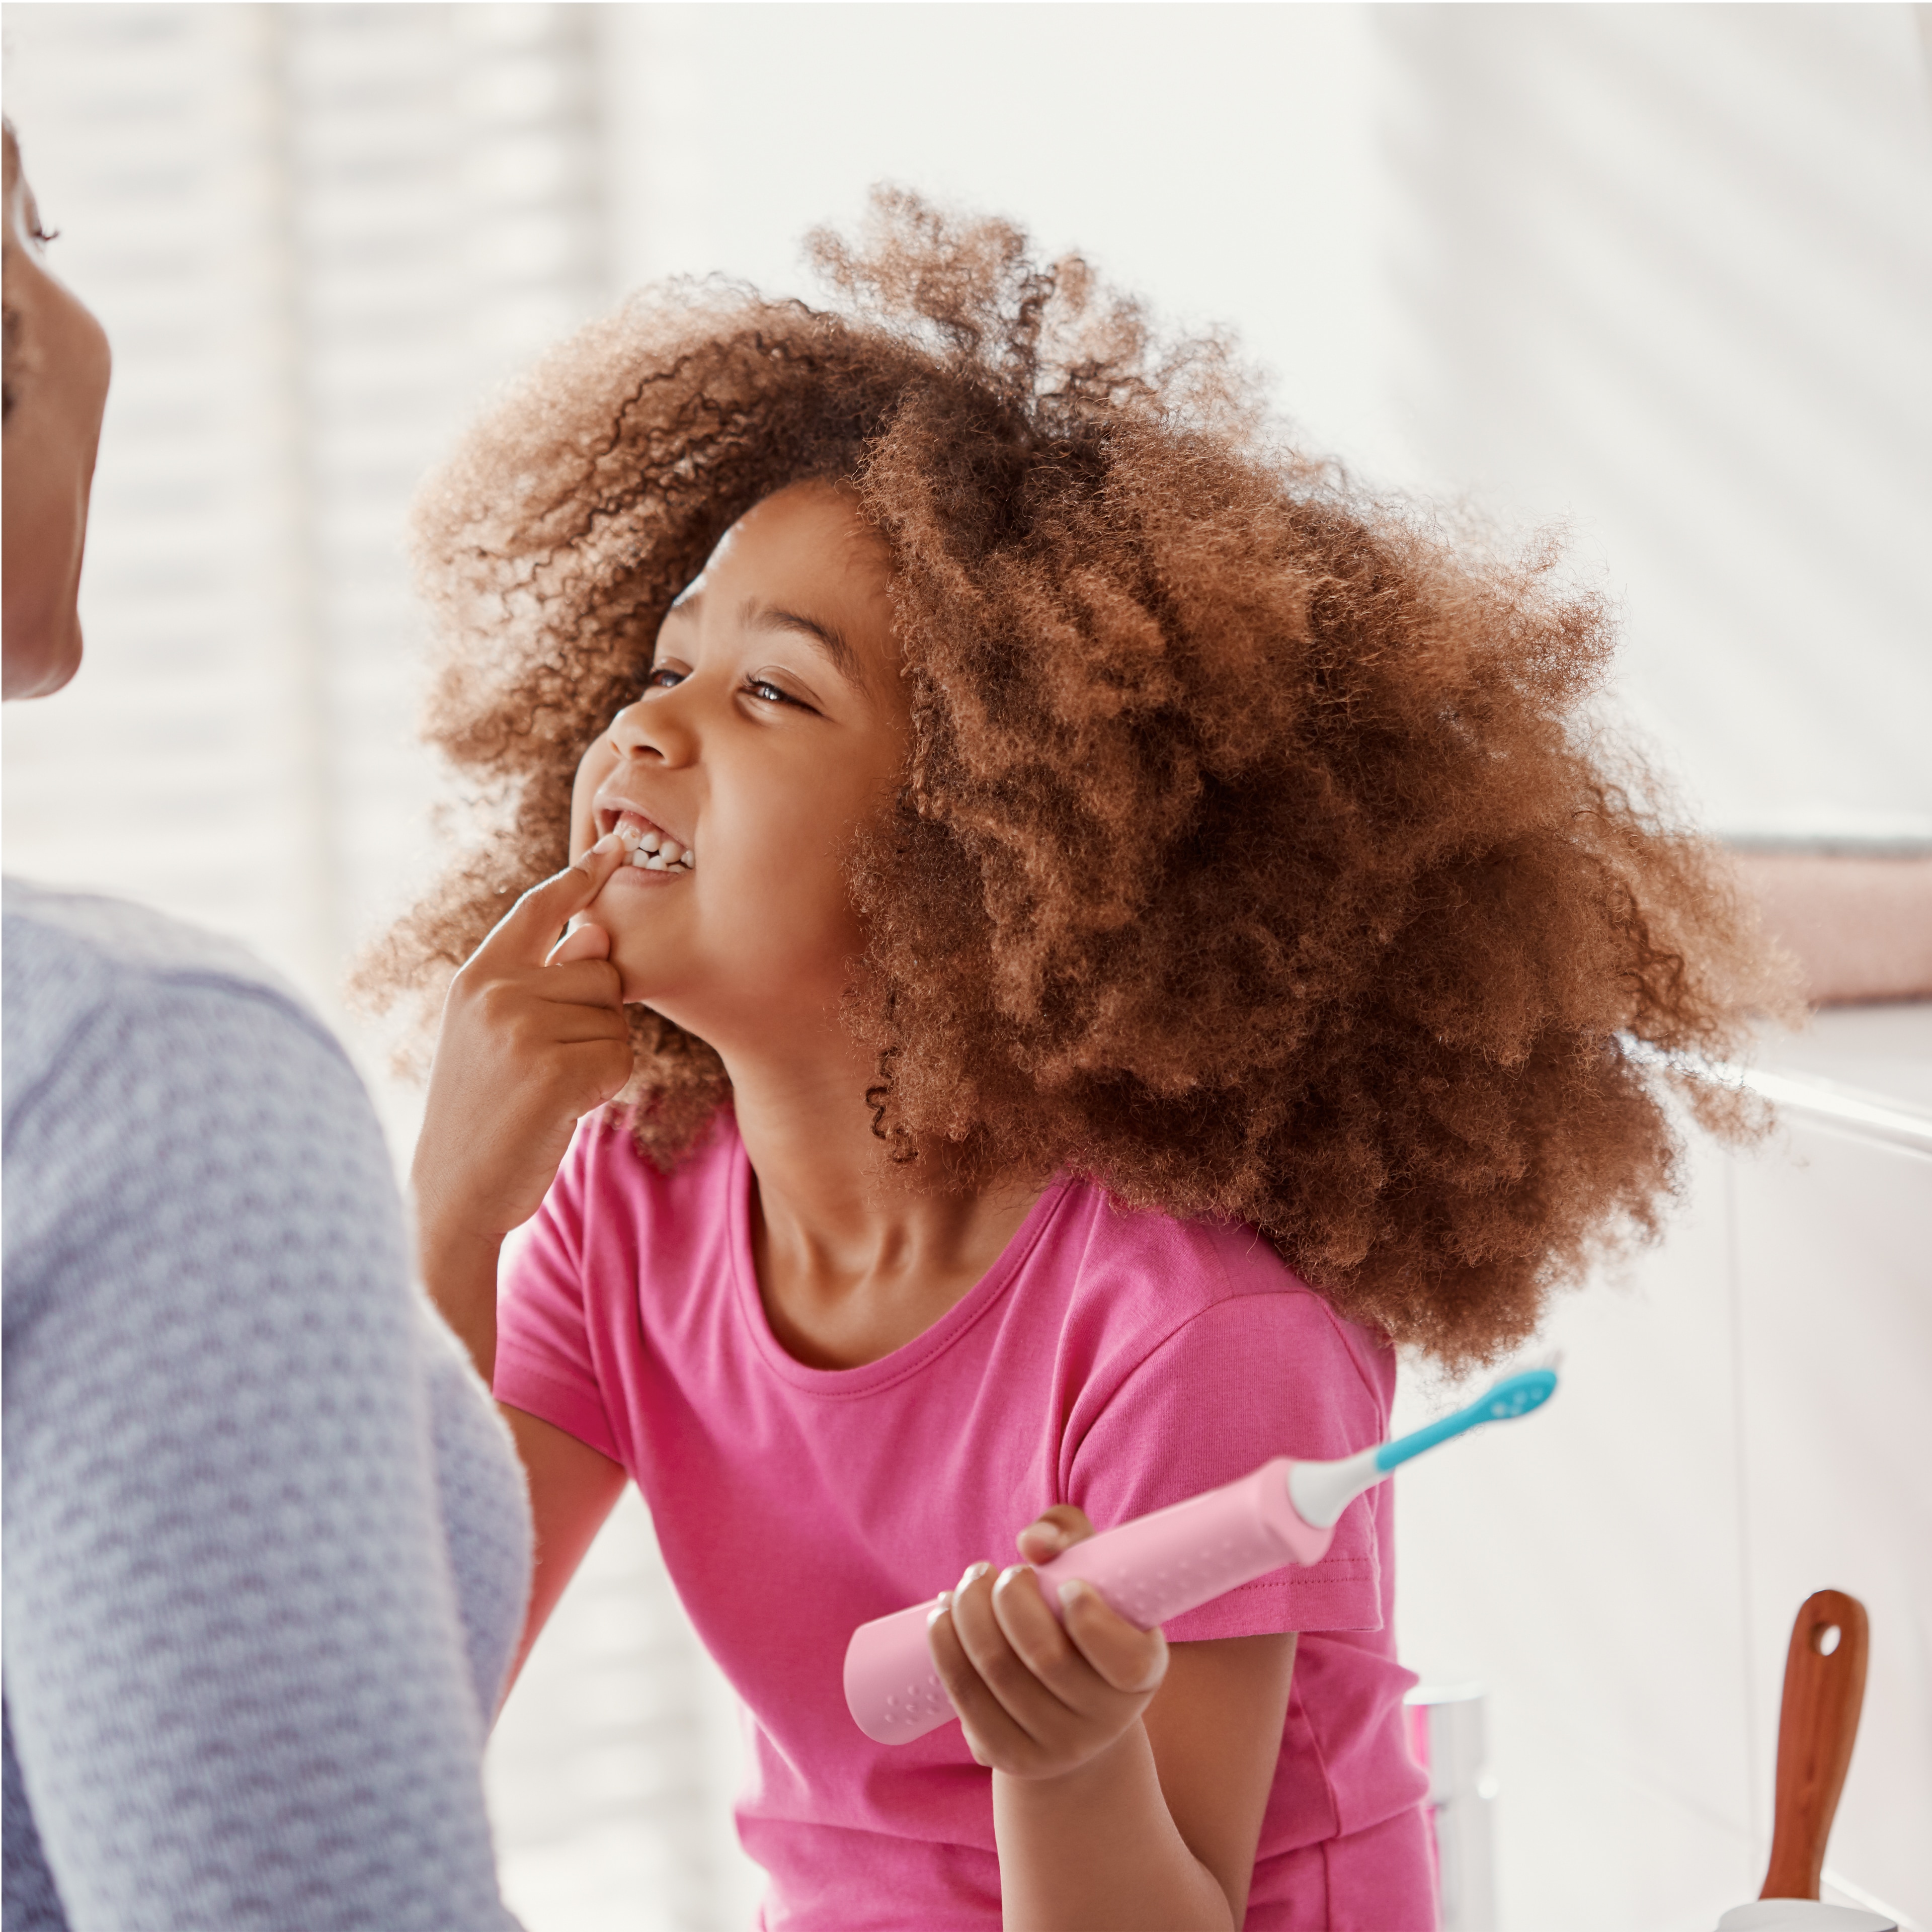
[622,991,713,1048]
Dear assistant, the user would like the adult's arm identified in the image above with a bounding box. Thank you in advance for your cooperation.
[2,976,519,1931]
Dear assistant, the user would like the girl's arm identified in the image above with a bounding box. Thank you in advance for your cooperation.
[409,840,636,1687]
[499,1406,626,1690]
[929,1509,1296,1932]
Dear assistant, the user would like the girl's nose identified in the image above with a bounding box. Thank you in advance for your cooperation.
[609,691,695,766]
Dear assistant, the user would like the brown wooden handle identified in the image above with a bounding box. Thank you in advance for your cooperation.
[1760,1588,1869,1901]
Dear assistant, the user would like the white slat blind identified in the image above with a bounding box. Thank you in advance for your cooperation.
[3,9,758,1927]
[3,1,608,1118]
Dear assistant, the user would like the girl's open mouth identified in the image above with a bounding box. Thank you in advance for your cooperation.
[598,807,695,873]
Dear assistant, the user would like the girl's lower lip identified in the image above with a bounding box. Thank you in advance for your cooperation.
[601,864,689,890]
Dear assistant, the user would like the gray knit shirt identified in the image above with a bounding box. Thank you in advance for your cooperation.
[3,879,531,1930]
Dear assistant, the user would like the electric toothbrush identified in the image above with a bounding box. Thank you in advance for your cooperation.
[844,1366,1558,1745]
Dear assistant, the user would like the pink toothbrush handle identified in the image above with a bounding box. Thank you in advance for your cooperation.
[844,1456,1333,1746]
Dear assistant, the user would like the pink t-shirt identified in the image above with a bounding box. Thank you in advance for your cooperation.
[496,1112,1434,1930]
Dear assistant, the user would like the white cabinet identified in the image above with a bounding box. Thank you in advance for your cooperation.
[1394,1006,1932,1931]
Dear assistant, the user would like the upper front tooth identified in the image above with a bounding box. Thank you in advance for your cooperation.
[638,830,662,852]
[613,820,643,849]
[658,842,682,865]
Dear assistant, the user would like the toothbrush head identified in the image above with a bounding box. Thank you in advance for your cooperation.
[1476,1367,1558,1422]
[1368,1361,1562,1477]
[1290,1359,1562,1527]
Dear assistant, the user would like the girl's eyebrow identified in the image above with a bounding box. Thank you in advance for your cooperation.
[746,602,866,691]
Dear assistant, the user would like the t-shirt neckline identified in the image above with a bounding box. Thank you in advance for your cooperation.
[725,1137,1073,1397]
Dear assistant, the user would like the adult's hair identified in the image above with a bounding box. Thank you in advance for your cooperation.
[364,189,1793,1365]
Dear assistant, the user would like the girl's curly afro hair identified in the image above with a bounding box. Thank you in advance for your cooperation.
[364,189,1795,1367]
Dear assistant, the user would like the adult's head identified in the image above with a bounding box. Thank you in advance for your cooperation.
[3,118,111,701]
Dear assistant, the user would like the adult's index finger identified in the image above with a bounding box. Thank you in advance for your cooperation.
[491,833,627,962]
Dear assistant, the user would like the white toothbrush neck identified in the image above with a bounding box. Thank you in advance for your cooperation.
[1286,1445,1386,1530]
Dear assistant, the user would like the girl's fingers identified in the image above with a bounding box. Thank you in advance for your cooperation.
[1014,1503,1094,1564]
[534,958,626,1010]
[990,1565,1082,1682]
[927,1595,1032,1766]
[555,1037,641,1110]
[1055,1579,1169,1696]
[947,1563,1080,1736]
[488,834,628,964]
[546,918,612,967]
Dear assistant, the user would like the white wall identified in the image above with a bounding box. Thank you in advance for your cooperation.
[1376,3,1932,843]
[595,3,1405,479]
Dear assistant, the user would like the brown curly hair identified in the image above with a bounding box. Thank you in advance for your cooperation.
[363,189,1794,1366]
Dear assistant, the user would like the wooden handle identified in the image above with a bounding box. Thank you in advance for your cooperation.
[1760,1588,1869,1901]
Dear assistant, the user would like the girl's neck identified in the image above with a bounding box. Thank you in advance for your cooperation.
[720,1033,1042,1371]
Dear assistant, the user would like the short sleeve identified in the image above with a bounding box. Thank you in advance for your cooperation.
[1066,1287,1390,1643]
[493,1121,623,1465]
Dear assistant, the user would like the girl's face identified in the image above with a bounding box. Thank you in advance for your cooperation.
[570,481,909,1053]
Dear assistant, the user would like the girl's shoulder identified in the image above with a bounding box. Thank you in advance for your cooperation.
[550,1102,741,1235]
[1037,1178,1391,1410]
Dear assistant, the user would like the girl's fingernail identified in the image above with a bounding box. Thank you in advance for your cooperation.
[574,832,621,868]
[1058,1579,1089,1610]
[958,1561,993,1589]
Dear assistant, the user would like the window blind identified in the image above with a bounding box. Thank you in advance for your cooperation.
[3,9,758,1926]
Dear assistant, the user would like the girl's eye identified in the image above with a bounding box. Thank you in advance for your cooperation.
[745,678,793,706]
[645,665,684,690]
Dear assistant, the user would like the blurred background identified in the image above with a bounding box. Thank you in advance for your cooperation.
[5,7,1929,1930]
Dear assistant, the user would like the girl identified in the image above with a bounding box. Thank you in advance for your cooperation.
[373,194,1786,1930]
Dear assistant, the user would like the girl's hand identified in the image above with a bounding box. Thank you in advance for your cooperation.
[927,1505,1169,1784]
[412,834,635,1261]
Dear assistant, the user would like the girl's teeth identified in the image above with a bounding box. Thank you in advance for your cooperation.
[616,821,693,871]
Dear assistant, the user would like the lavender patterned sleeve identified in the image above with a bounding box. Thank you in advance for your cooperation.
[3,881,529,1932]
